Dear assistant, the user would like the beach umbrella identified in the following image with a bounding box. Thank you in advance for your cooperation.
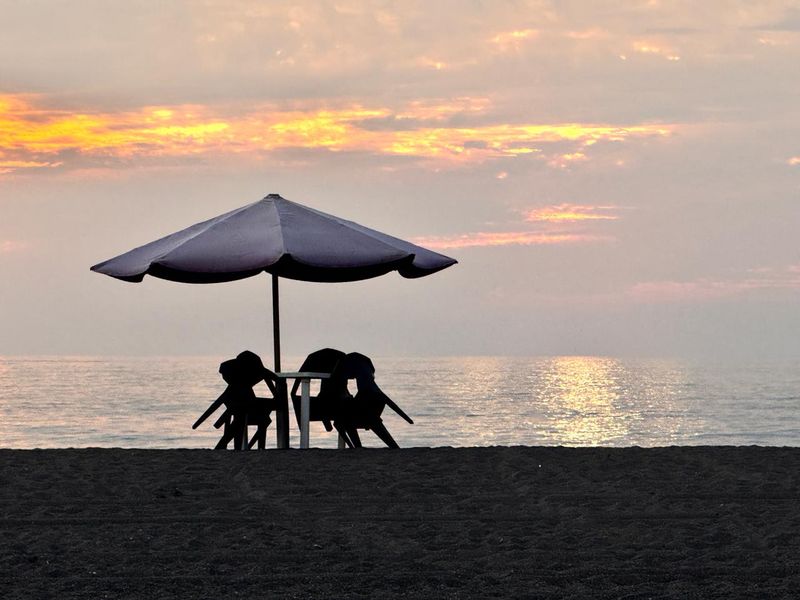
[90,193,457,446]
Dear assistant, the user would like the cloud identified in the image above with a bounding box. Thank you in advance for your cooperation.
[752,9,800,31]
[525,204,621,223]
[547,152,588,169]
[413,200,625,250]
[0,240,30,254]
[412,231,609,250]
[788,156,800,166]
[490,28,539,53]
[631,40,681,61]
[0,159,61,174]
[0,93,674,174]
[629,266,800,303]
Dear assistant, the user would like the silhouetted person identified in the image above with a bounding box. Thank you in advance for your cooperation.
[192,350,277,449]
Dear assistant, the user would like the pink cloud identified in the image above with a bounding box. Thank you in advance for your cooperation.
[413,201,623,250]
[0,240,30,254]
[412,231,609,250]
[629,267,800,303]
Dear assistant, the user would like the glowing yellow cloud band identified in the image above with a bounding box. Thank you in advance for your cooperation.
[0,94,673,171]
[526,204,620,223]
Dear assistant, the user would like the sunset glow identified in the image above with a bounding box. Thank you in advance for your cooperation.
[630,267,800,303]
[0,240,29,253]
[412,231,607,250]
[546,357,629,445]
[0,94,674,174]
[2,0,799,360]
[633,40,681,61]
[491,29,539,52]
[526,204,621,223]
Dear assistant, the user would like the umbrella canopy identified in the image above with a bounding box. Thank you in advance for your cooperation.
[90,193,457,448]
[91,193,456,284]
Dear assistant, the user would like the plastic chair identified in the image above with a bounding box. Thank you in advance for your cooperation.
[193,350,278,450]
[290,348,350,435]
[332,352,413,448]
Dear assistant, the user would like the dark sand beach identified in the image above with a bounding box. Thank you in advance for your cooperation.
[1,446,799,599]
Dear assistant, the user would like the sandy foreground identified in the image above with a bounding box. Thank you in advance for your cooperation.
[1,446,799,599]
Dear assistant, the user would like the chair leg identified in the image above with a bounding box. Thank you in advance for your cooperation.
[215,419,234,449]
[231,414,247,451]
[257,426,266,449]
[249,414,271,449]
[333,421,355,448]
[370,419,399,449]
[247,427,262,450]
[347,427,363,448]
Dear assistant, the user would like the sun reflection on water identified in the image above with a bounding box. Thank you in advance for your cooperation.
[541,356,628,445]
[0,355,797,448]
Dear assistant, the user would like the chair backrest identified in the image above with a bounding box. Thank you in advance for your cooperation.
[339,352,414,425]
[289,348,349,424]
[236,350,276,387]
[298,347,346,371]
[333,352,375,383]
[294,348,348,398]
[219,358,245,385]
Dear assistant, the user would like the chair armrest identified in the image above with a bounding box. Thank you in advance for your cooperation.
[253,396,282,411]
[262,368,278,394]
[192,395,225,429]
[213,409,231,429]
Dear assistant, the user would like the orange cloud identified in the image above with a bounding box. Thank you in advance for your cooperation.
[415,201,623,250]
[490,28,538,52]
[788,156,800,166]
[383,123,669,161]
[632,40,681,61]
[412,231,608,250]
[547,151,587,168]
[395,97,490,120]
[416,57,448,70]
[525,204,621,223]
[566,29,608,41]
[0,159,61,174]
[0,94,674,173]
[0,97,234,157]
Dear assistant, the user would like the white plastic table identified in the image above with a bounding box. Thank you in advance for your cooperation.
[275,371,330,449]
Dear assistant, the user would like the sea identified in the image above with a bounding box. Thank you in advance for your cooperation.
[1,355,799,449]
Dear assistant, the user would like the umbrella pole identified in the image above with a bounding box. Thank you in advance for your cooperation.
[272,273,281,372]
[272,274,290,449]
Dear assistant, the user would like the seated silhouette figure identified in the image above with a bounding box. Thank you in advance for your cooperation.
[331,352,414,449]
[192,350,278,450]
[290,348,350,435]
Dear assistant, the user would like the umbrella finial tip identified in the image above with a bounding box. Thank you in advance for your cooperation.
[266,193,282,199]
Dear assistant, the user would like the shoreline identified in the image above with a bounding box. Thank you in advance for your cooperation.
[2,446,799,598]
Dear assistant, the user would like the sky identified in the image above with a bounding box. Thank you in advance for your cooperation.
[1,0,799,360]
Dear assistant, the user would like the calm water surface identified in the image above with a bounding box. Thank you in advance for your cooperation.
[1,356,798,448]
